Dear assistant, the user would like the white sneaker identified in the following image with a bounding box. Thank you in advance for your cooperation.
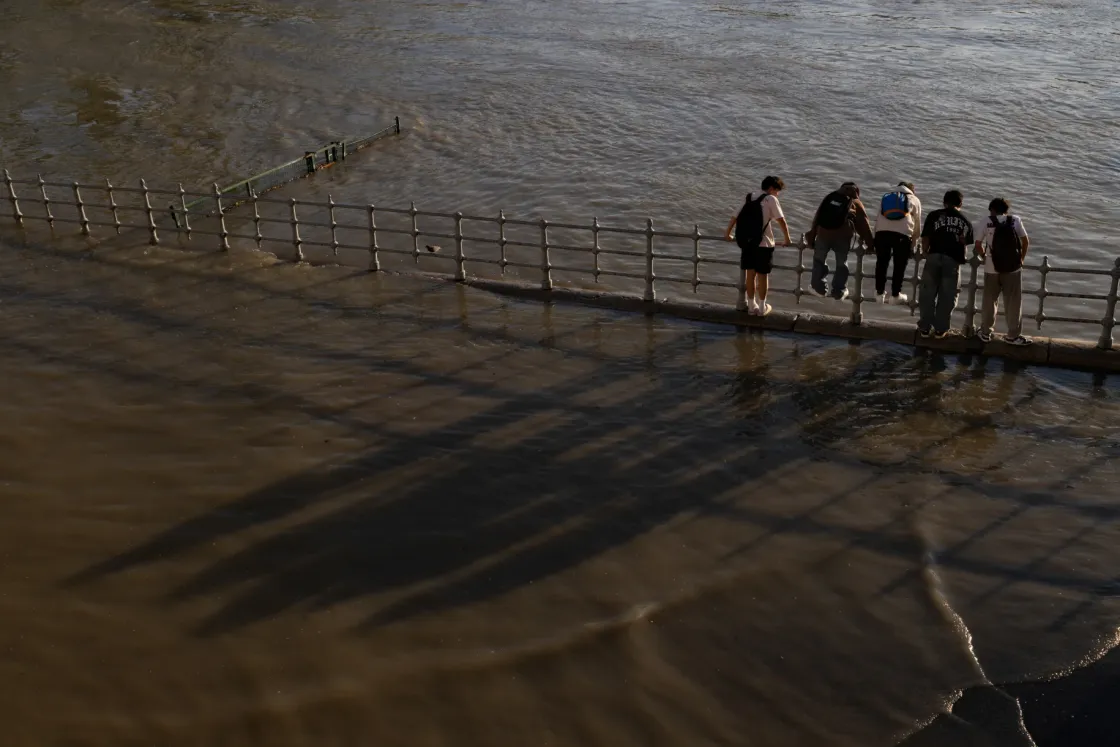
[747,300,759,315]
[759,302,772,317]
[890,293,909,305]
[876,293,887,304]
[834,288,850,302]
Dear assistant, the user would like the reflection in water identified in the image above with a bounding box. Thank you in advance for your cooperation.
[1,226,1119,746]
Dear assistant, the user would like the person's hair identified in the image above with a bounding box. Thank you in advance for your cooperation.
[761,175,784,192]
[943,190,963,208]
[840,181,860,198]
[988,197,1010,215]
[898,181,915,191]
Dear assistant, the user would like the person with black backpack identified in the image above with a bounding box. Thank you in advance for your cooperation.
[806,182,875,300]
[724,175,791,316]
[974,198,1031,345]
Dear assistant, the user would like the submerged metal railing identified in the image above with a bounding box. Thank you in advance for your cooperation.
[3,170,1118,351]
[176,117,401,218]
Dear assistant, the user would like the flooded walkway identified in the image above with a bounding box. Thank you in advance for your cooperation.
[2,230,1120,746]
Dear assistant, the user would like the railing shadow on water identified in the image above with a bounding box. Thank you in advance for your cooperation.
[9,228,1108,641]
[3,167,1119,350]
[3,226,1118,744]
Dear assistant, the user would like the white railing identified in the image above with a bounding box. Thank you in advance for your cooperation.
[4,170,1119,352]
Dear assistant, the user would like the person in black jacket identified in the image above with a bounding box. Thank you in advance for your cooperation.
[917,190,974,338]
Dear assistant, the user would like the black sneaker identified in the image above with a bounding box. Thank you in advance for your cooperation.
[1005,335,1033,346]
[976,329,992,343]
[917,326,932,338]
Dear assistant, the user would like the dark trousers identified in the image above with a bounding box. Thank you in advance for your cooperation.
[874,231,912,296]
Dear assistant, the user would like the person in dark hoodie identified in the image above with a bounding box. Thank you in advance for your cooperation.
[806,181,875,300]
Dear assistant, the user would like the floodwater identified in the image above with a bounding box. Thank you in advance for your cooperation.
[3,1,1120,746]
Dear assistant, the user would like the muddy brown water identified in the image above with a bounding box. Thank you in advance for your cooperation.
[2,226,1120,746]
[3,1,1120,744]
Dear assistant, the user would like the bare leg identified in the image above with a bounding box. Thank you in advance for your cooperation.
[745,270,757,306]
[756,273,769,306]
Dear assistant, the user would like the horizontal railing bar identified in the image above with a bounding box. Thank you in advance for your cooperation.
[416,231,457,241]
[1042,315,1106,325]
[1045,266,1115,277]
[652,251,697,262]
[503,239,538,249]
[468,257,504,266]
[597,269,647,280]
[703,258,739,267]
[543,220,593,232]
[1043,291,1110,301]
[598,248,647,259]
[548,243,595,253]
[504,260,542,270]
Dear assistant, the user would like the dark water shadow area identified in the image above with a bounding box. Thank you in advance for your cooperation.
[4,230,1120,746]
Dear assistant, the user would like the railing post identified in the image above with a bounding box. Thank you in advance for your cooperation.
[72,181,90,236]
[368,204,380,272]
[38,174,54,228]
[691,224,701,294]
[304,151,315,174]
[909,250,922,315]
[736,253,748,311]
[213,183,229,250]
[644,218,656,302]
[850,238,866,324]
[340,141,347,160]
[106,179,122,234]
[176,183,189,239]
[1097,257,1120,350]
[794,233,807,304]
[1034,256,1049,330]
[539,218,552,291]
[250,185,262,248]
[592,217,601,283]
[290,198,304,261]
[395,116,401,134]
[410,202,419,264]
[498,210,507,277]
[328,194,339,256]
[140,179,158,245]
[169,202,179,230]
[454,211,466,281]
[4,169,23,227]
[962,250,981,335]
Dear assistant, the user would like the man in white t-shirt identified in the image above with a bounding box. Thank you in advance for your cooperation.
[724,175,792,316]
[974,197,1031,345]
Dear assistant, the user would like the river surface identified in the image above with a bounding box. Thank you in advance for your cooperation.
[2,2,1120,746]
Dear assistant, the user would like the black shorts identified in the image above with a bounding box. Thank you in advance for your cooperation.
[740,245,775,274]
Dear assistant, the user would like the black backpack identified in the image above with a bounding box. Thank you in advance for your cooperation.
[817,191,853,230]
[990,216,1022,273]
[735,193,768,250]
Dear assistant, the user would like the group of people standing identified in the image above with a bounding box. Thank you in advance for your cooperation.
[724,177,1033,346]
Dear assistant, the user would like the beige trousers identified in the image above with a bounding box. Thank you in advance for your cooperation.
[981,271,1023,338]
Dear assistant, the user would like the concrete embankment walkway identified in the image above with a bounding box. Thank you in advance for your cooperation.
[463,277,1120,374]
